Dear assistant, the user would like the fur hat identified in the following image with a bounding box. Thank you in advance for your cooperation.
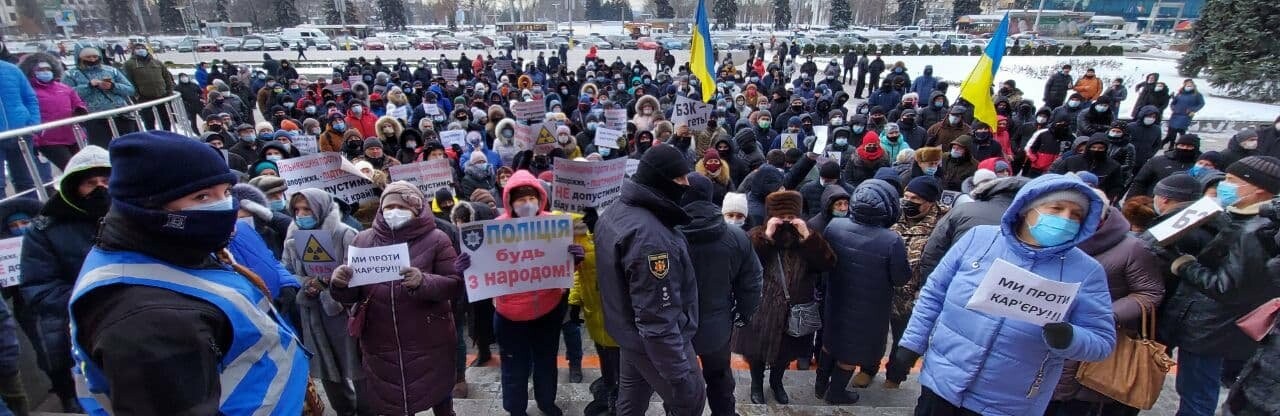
[915,146,943,163]
[765,190,803,218]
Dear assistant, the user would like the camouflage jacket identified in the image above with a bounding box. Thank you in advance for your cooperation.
[889,204,948,320]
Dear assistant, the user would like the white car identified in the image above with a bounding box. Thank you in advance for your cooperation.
[1109,40,1151,52]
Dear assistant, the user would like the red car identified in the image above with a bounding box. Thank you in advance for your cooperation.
[414,38,438,50]
[195,39,221,52]
[363,39,386,50]
[636,37,660,50]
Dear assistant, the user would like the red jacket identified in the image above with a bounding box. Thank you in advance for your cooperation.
[493,170,566,321]
[345,109,378,139]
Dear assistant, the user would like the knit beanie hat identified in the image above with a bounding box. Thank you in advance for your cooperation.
[819,161,841,180]
[1226,156,1280,194]
[469,150,488,165]
[766,190,803,218]
[434,188,454,204]
[680,173,715,205]
[722,192,748,216]
[634,143,693,202]
[249,175,287,196]
[108,131,239,251]
[1175,133,1201,148]
[508,184,541,203]
[1198,151,1223,168]
[1154,173,1203,202]
[1197,169,1227,191]
[1022,189,1092,215]
[381,181,426,216]
[906,176,943,203]
[364,137,383,151]
[252,160,279,177]
[470,189,497,207]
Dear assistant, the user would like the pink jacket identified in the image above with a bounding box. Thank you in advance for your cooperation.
[32,79,86,147]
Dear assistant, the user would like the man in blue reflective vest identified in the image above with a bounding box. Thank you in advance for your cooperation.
[68,131,313,415]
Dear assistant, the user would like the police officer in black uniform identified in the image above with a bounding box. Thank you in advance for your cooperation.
[595,143,706,416]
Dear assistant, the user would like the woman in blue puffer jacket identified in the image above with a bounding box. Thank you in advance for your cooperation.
[895,174,1116,416]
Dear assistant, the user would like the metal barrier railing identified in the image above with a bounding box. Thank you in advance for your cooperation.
[0,92,192,203]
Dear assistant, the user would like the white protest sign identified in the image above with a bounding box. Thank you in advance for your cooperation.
[293,134,319,154]
[517,122,559,154]
[1148,196,1223,244]
[389,159,456,199]
[442,68,459,81]
[347,75,361,86]
[604,109,627,130]
[551,157,628,213]
[423,103,441,116]
[811,126,829,153]
[964,259,1081,326]
[0,237,22,287]
[827,151,844,166]
[593,127,623,149]
[671,96,711,132]
[779,133,799,150]
[439,130,467,148]
[276,153,377,205]
[458,215,575,301]
[294,230,340,277]
[625,159,640,177]
[511,99,547,121]
[346,243,411,287]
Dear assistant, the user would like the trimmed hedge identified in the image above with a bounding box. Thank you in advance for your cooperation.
[806,42,1124,57]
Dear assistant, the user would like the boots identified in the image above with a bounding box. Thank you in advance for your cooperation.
[814,352,835,399]
[452,379,469,399]
[749,361,766,404]
[569,361,584,383]
[469,346,492,367]
[824,368,861,405]
[769,367,790,405]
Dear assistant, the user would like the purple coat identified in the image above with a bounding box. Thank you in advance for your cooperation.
[31,80,86,147]
[332,209,461,415]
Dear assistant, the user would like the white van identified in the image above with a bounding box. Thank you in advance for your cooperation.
[1083,29,1126,40]
[282,27,332,48]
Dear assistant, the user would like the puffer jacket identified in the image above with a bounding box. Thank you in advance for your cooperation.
[919,176,1030,280]
[0,60,40,130]
[1053,207,1163,403]
[329,196,460,415]
[1167,91,1205,130]
[284,189,363,384]
[901,174,1115,416]
[492,170,565,321]
[567,214,614,347]
[823,180,910,365]
[680,196,763,354]
[62,46,136,112]
[29,76,86,147]
[1126,106,1164,166]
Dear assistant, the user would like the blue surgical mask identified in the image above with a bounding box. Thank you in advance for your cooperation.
[333,123,346,132]
[832,209,848,218]
[1188,164,1204,178]
[1028,209,1081,247]
[851,125,864,134]
[599,147,611,157]
[923,166,938,176]
[295,215,318,230]
[271,199,286,212]
[184,197,234,212]
[9,224,29,236]
[34,71,54,82]
[835,138,848,146]
[950,149,964,158]
[1216,181,1240,207]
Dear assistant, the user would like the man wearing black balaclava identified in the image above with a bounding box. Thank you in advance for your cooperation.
[595,144,707,416]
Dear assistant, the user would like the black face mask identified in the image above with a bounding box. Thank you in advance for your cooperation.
[1173,148,1197,162]
[974,132,992,142]
[901,199,923,218]
[1089,149,1108,162]
[81,186,112,217]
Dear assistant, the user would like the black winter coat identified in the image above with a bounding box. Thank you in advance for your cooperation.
[1043,72,1073,107]
[821,181,910,366]
[19,194,102,373]
[1130,150,1198,196]
[679,201,763,354]
[1126,106,1164,166]
[918,176,1028,279]
[1164,205,1280,360]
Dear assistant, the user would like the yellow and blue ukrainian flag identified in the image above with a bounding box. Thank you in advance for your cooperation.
[959,12,1011,129]
[690,0,716,103]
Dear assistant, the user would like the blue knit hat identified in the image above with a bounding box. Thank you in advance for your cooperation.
[109,131,238,209]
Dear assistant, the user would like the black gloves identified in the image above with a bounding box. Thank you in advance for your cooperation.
[1043,322,1074,349]
[894,346,921,370]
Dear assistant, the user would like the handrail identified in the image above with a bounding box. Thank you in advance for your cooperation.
[0,92,186,141]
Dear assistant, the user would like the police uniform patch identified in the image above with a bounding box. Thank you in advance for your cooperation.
[647,253,670,279]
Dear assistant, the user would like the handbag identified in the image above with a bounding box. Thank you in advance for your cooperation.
[346,295,372,338]
[776,255,821,338]
[1077,301,1176,410]
[1236,297,1280,342]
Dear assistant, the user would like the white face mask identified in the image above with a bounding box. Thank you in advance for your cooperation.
[1144,117,1157,125]
[383,208,413,229]
[724,217,745,226]
[1241,139,1258,150]
[514,202,539,218]
[1037,116,1049,124]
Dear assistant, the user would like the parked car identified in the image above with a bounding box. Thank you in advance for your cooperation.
[363,38,386,50]
[239,36,265,51]
[216,37,241,51]
[387,36,413,50]
[414,37,438,50]
[636,37,660,50]
[464,39,486,49]
[1083,29,1127,41]
[334,36,361,50]
[494,36,514,49]
[195,39,221,52]
[1109,39,1151,52]
[436,37,461,49]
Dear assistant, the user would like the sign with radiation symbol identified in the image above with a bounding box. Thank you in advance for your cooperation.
[302,235,335,262]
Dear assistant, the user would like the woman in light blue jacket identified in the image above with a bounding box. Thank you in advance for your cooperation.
[895,174,1116,416]
[62,46,136,148]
